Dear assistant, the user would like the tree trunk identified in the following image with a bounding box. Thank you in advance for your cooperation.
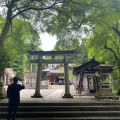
[0,19,11,46]
[0,0,14,45]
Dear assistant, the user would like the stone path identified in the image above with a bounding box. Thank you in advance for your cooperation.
[42,89,65,102]
[1,88,119,103]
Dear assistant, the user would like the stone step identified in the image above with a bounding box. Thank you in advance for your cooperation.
[1,106,120,111]
[1,102,120,119]
[1,117,120,120]
[0,102,120,106]
[1,111,120,118]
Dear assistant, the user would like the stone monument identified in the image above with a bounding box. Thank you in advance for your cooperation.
[0,72,7,100]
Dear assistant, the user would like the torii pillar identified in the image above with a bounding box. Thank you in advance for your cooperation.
[31,55,43,98]
[62,55,73,98]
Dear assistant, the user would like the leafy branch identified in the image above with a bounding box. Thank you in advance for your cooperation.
[112,21,120,36]
[103,36,119,61]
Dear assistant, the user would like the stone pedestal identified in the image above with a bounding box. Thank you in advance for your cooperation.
[95,82,119,100]
[0,81,7,99]
[62,94,73,98]
[31,93,43,98]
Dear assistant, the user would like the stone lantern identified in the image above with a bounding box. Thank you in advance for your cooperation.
[0,71,7,100]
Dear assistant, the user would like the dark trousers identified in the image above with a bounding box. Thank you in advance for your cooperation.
[7,102,19,120]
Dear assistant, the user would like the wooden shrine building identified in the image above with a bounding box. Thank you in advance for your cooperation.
[73,57,113,97]
[42,68,64,85]
[24,69,64,87]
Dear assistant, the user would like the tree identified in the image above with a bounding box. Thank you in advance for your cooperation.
[45,0,116,65]
[0,0,74,71]
[0,0,120,71]
[0,0,71,45]
[0,0,108,45]
[86,0,120,90]
[0,0,101,71]
[0,16,40,74]
[10,55,28,77]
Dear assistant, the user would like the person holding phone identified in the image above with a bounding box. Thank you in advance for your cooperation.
[7,76,25,120]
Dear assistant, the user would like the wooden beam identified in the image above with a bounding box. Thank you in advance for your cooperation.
[28,50,79,56]
[30,59,75,64]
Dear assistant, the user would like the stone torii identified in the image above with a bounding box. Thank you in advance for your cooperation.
[28,50,78,98]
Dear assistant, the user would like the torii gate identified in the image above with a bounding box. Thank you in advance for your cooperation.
[28,50,78,98]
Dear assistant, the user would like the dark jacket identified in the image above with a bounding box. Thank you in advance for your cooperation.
[7,83,25,103]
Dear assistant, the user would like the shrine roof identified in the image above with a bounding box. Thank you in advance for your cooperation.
[43,69,64,75]
[97,64,113,67]
[96,64,113,73]
[42,68,51,72]
[24,69,64,77]
[73,57,100,75]
[5,68,15,77]
[24,72,37,77]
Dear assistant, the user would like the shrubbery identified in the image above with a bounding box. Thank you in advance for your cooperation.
[116,87,120,95]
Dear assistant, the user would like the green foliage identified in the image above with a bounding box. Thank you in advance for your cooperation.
[10,55,28,77]
[0,47,9,71]
[0,16,41,73]
[59,66,74,81]
[85,0,120,90]
[54,37,88,66]
[1,0,120,88]
[117,86,120,95]
[5,19,40,55]
[69,70,74,81]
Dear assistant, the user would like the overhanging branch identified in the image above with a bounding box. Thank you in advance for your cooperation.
[112,21,120,36]
[11,1,64,19]
[104,37,119,61]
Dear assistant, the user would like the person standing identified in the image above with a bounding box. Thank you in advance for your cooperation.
[7,76,25,120]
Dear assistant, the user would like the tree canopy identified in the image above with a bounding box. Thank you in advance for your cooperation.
[86,0,120,77]
[0,0,72,44]
[0,0,120,84]
[0,16,40,73]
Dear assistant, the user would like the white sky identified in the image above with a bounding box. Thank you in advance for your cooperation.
[40,33,57,51]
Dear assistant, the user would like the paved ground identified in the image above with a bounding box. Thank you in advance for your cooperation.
[0,88,97,103]
[1,88,119,103]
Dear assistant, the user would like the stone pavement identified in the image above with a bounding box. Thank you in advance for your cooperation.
[1,88,119,103]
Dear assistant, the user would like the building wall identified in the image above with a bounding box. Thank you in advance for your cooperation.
[46,75,59,85]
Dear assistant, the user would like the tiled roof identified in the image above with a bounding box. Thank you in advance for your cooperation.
[73,57,100,75]
[5,68,15,77]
